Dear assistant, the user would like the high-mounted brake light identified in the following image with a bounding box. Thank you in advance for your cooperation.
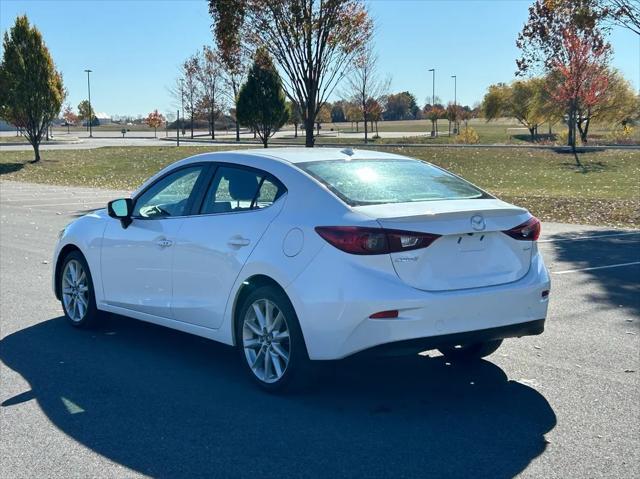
[315,226,440,255]
[502,217,541,241]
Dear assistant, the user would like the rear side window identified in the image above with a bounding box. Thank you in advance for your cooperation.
[200,165,285,215]
[300,159,488,206]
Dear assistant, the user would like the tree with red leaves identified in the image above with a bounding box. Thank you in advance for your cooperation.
[61,104,78,134]
[145,110,165,138]
[550,29,609,160]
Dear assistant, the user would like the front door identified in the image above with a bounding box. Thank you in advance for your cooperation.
[100,165,206,318]
[171,164,286,328]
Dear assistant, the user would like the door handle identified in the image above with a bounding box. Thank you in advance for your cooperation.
[156,238,173,248]
[228,236,251,247]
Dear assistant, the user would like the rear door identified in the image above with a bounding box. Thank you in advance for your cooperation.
[171,164,286,329]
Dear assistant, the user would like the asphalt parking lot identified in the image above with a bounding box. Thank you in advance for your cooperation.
[1,180,638,479]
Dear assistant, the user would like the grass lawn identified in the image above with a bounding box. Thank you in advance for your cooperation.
[1,145,638,227]
[275,118,535,145]
[0,136,30,143]
[298,118,640,146]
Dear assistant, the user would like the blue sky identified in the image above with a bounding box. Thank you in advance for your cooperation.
[1,0,638,117]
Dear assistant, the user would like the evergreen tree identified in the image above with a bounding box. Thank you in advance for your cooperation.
[236,49,288,148]
[0,15,65,163]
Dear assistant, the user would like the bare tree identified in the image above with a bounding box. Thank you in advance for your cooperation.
[196,46,224,140]
[603,0,640,34]
[167,77,186,135]
[220,55,248,142]
[343,44,390,143]
[181,55,199,139]
[209,0,373,147]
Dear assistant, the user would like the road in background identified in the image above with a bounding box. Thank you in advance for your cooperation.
[0,128,434,151]
[1,181,638,478]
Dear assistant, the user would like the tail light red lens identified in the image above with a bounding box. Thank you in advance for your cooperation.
[369,310,399,319]
[315,226,440,255]
[503,217,541,241]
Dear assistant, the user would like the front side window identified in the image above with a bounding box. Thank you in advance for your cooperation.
[133,166,204,218]
[200,166,285,215]
[300,159,489,206]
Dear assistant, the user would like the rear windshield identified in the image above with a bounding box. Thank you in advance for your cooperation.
[300,159,489,206]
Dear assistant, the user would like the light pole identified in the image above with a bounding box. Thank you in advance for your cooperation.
[428,68,435,137]
[84,69,93,138]
[451,75,457,134]
[180,78,185,136]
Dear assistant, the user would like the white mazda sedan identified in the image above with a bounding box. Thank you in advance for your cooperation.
[53,148,550,391]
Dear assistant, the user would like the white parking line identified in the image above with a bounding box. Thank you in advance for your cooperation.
[552,261,640,275]
[539,232,640,243]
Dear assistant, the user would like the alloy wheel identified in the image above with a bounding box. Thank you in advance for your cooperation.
[62,259,89,322]
[242,299,291,384]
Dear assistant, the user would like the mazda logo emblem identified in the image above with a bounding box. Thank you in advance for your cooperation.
[470,214,485,231]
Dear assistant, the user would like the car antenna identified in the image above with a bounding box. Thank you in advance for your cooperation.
[340,147,354,157]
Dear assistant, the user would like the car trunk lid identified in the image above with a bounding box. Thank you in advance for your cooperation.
[355,199,534,291]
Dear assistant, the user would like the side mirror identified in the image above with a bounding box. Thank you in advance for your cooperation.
[107,198,133,228]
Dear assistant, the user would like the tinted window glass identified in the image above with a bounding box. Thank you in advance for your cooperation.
[133,166,203,218]
[300,159,487,206]
[200,166,284,215]
[255,177,282,206]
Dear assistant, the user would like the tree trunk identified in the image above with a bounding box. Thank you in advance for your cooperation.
[30,141,41,163]
[364,111,368,144]
[235,120,240,142]
[154,127,157,138]
[567,104,582,168]
[294,123,298,138]
[529,127,535,142]
[578,117,590,144]
[67,124,70,134]
[304,119,315,147]
[567,108,575,148]
[190,114,194,139]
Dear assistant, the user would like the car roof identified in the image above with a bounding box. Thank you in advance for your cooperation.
[223,147,409,164]
[134,148,410,197]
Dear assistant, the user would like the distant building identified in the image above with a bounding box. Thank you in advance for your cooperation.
[95,112,112,125]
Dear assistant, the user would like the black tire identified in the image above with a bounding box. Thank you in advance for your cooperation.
[235,285,311,393]
[438,339,503,361]
[59,250,102,329]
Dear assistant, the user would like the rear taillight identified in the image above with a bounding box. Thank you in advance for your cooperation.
[502,217,541,241]
[315,226,440,255]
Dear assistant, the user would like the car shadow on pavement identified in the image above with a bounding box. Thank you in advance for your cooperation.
[548,230,640,320]
[1,315,556,479]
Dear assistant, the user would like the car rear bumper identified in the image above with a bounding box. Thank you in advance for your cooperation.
[286,247,550,360]
[354,318,545,357]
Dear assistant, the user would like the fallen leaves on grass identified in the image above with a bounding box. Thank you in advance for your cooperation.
[1,146,638,227]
